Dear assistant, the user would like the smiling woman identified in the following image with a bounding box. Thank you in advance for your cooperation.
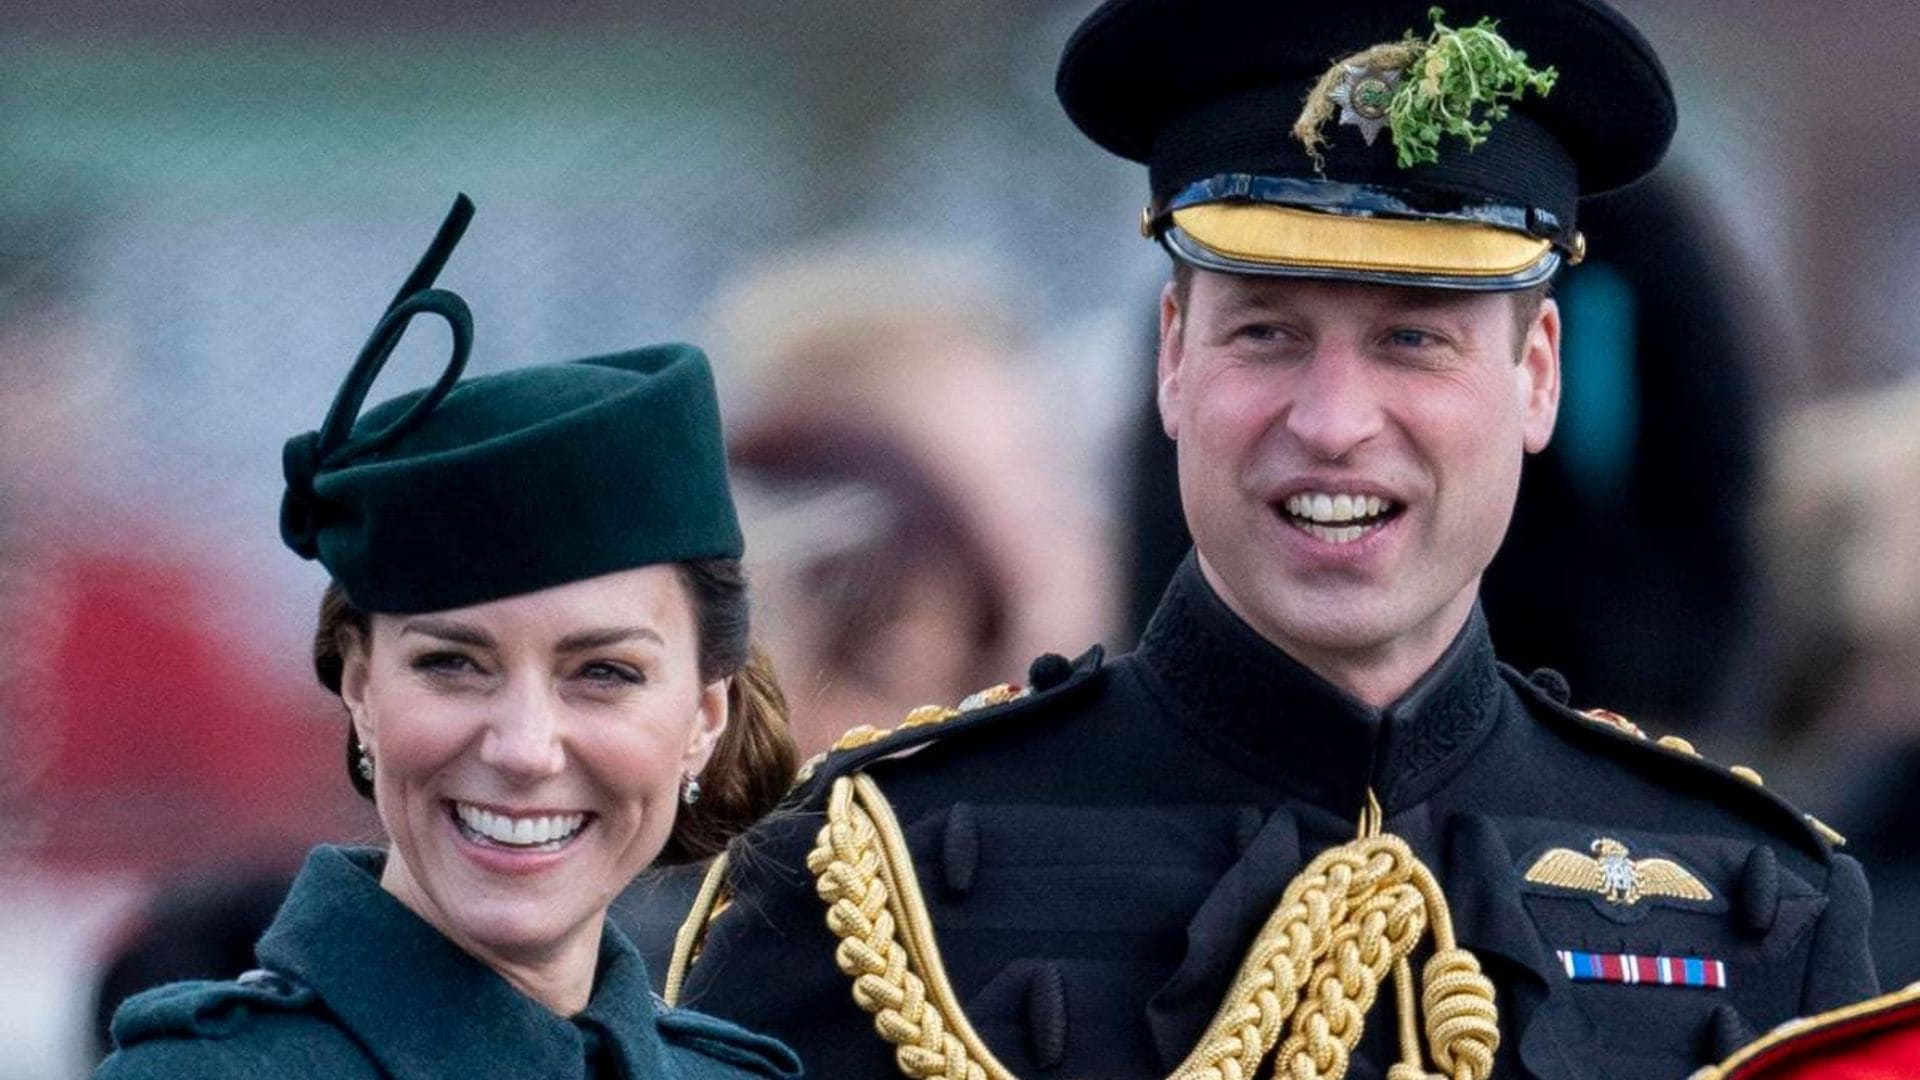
[93,197,802,1080]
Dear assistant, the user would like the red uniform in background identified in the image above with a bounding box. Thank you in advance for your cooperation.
[3,543,345,873]
[1695,985,1920,1080]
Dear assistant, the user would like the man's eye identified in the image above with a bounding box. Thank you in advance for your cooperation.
[1386,328,1439,348]
[577,661,645,687]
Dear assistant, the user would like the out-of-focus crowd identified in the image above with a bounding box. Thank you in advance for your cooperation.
[2,7,1918,1077]
[6,173,1919,1076]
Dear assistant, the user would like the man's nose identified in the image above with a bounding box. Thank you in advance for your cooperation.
[479,681,567,782]
[1281,347,1385,461]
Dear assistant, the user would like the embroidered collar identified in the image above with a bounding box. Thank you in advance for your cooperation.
[256,845,671,1079]
[1135,554,1503,815]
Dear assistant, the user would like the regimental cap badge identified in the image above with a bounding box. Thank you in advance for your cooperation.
[1328,65,1401,146]
[1525,837,1713,909]
[1293,6,1559,171]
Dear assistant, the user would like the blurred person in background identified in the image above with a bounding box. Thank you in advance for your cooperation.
[703,236,1118,681]
[0,211,337,875]
[96,198,798,1079]
[89,864,296,1064]
[671,2,1879,1076]
[727,418,1012,759]
[1760,379,1920,987]
[614,416,1011,986]
[1481,169,1765,735]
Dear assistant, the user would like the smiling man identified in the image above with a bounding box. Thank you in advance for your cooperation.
[673,2,1879,1077]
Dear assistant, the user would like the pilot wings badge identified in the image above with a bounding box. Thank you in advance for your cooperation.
[1524,838,1714,911]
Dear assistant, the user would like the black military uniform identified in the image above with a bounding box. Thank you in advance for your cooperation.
[680,560,1874,1078]
[674,1,1879,1077]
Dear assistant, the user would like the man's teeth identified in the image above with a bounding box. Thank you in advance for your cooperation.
[1282,492,1396,544]
[454,804,586,848]
[1283,492,1393,523]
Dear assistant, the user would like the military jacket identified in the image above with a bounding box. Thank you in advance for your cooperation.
[681,557,1877,1080]
[99,845,800,1080]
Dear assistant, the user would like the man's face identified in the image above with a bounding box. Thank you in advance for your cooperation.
[1157,269,1560,700]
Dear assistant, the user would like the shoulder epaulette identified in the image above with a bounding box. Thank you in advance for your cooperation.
[1509,667,1843,859]
[789,645,1106,796]
[110,969,316,1047]
[662,646,1108,1004]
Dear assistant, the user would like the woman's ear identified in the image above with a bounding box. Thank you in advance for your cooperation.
[682,677,730,777]
[339,626,374,750]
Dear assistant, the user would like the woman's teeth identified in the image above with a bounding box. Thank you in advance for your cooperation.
[1282,491,1398,545]
[454,803,586,850]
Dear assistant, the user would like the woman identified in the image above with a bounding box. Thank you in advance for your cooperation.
[96,196,801,1079]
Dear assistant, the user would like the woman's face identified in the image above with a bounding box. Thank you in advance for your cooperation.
[340,565,726,970]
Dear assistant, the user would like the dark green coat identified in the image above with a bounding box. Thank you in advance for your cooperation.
[99,846,799,1080]
[682,557,1877,1080]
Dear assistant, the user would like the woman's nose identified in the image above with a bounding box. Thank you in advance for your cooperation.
[478,682,566,781]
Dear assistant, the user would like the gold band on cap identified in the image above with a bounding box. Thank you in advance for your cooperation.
[1171,203,1554,279]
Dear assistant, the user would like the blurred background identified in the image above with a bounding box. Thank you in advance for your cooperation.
[1,1,1915,1074]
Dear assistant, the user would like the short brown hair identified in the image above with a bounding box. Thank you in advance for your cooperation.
[1166,259,1550,357]
[312,559,797,866]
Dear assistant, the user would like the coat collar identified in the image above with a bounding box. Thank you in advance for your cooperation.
[1134,553,1503,816]
[256,845,672,1079]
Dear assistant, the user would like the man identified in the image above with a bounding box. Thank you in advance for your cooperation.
[671,2,1879,1077]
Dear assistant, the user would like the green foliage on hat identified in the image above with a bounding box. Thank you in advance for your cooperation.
[1391,7,1559,168]
[1293,6,1558,171]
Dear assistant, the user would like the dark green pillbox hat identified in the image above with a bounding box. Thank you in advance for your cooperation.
[280,196,743,614]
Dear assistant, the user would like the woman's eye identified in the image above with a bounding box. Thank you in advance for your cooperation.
[577,661,645,687]
[412,651,483,677]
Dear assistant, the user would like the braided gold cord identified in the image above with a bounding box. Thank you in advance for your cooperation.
[809,776,1018,1080]
[1273,882,1427,1079]
[807,776,1501,1080]
[663,852,733,1006]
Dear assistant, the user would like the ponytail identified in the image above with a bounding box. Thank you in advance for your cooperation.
[658,642,796,865]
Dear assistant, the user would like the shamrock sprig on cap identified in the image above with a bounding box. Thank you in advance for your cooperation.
[1294,6,1559,171]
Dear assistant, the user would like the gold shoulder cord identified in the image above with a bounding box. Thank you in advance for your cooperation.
[806,777,1500,1080]
[663,852,732,1006]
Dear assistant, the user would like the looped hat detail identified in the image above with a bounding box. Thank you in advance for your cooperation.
[278,195,743,614]
[280,197,476,563]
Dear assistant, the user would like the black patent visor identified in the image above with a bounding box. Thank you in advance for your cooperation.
[1154,174,1572,251]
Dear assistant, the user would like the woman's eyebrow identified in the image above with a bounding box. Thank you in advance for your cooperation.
[555,626,665,652]
[398,619,494,648]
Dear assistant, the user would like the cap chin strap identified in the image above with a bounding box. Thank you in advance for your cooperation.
[1160,224,1562,293]
[794,776,1500,1080]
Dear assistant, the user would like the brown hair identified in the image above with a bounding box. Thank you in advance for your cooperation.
[1166,259,1550,357]
[311,558,797,865]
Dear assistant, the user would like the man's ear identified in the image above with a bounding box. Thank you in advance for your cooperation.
[1157,279,1186,440]
[1521,297,1562,454]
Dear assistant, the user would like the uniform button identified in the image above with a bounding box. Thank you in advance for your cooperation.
[1709,1003,1757,1061]
[1737,845,1779,935]
[1527,667,1572,704]
[1026,962,1068,1070]
[1028,652,1075,691]
[1656,735,1699,756]
[943,803,980,894]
